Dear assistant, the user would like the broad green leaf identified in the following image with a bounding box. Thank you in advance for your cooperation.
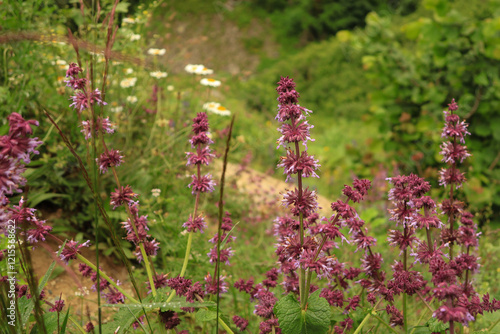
[101,301,215,309]
[195,309,217,322]
[275,290,330,334]
[30,311,57,334]
[26,193,70,208]
[426,316,449,332]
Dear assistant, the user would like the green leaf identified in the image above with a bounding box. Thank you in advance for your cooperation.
[26,192,70,208]
[426,316,449,332]
[101,301,215,309]
[410,326,432,334]
[275,290,330,334]
[195,309,217,322]
[60,307,70,334]
[30,311,58,334]
[474,72,489,86]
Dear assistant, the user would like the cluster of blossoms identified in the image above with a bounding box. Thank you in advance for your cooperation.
[431,100,499,328]
[109,184,160,263]
[0,113,48,242]
[65,63,123,174]
[183,112,215,232]
[379,100,500,331]
[66,63,107,113]
[207,211,235,267]
[233,77,377,333]
[78,263,125,304]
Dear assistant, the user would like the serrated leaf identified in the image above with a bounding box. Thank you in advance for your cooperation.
[275,290,330,334]
[101,301,215,309]
[30,311,58,334]
[410,326,432,334]
[196,309,217,322]
[426,316,449,331]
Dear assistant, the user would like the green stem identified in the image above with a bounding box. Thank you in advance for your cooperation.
[180,231,193,277]
[417,291,434,313]
[165,230,193,303]
[76,254,139,303]
[403,293,408,334]
[352,299,383,334]
[371,313,399,334]
[409,308,429,334]
[488,314,500,332]
[138,242,157,297]
[218,317,234,334]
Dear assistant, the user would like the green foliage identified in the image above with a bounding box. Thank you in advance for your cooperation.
[274,290,330,334]
[345,0,500,221]
[245,0,419,44]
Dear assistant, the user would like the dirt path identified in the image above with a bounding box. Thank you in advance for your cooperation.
[153,6,279,77]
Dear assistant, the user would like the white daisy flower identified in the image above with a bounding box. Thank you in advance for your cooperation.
[151,188,161,197]
[111,106,123,113]
[120,77,137,88]
[126,96,138,103]
[203,102,220,111]
[202,102,231,116]
[200,78,221,87]
[184,64,204,74]
[147,48,166,56]
[130,34,141,41]
[150,71,168,79]
[125,68,134,74]
[195,66,213,75]
[212,105,231,116]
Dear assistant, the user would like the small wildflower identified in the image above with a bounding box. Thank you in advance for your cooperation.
[185,64,204,74]
[130,34,141,41]
[200,78,221,87]
[49,299,65,312]
[150,71,168,79]
[120,77,137,88]
[126,96,138,103]
[96,149,124,174]
[59,240,91,264]
[151,188,161,197]
[147,48,166,56]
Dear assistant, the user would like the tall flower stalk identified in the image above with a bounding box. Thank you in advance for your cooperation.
[275,76,319,309]
[167,112,215,303]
